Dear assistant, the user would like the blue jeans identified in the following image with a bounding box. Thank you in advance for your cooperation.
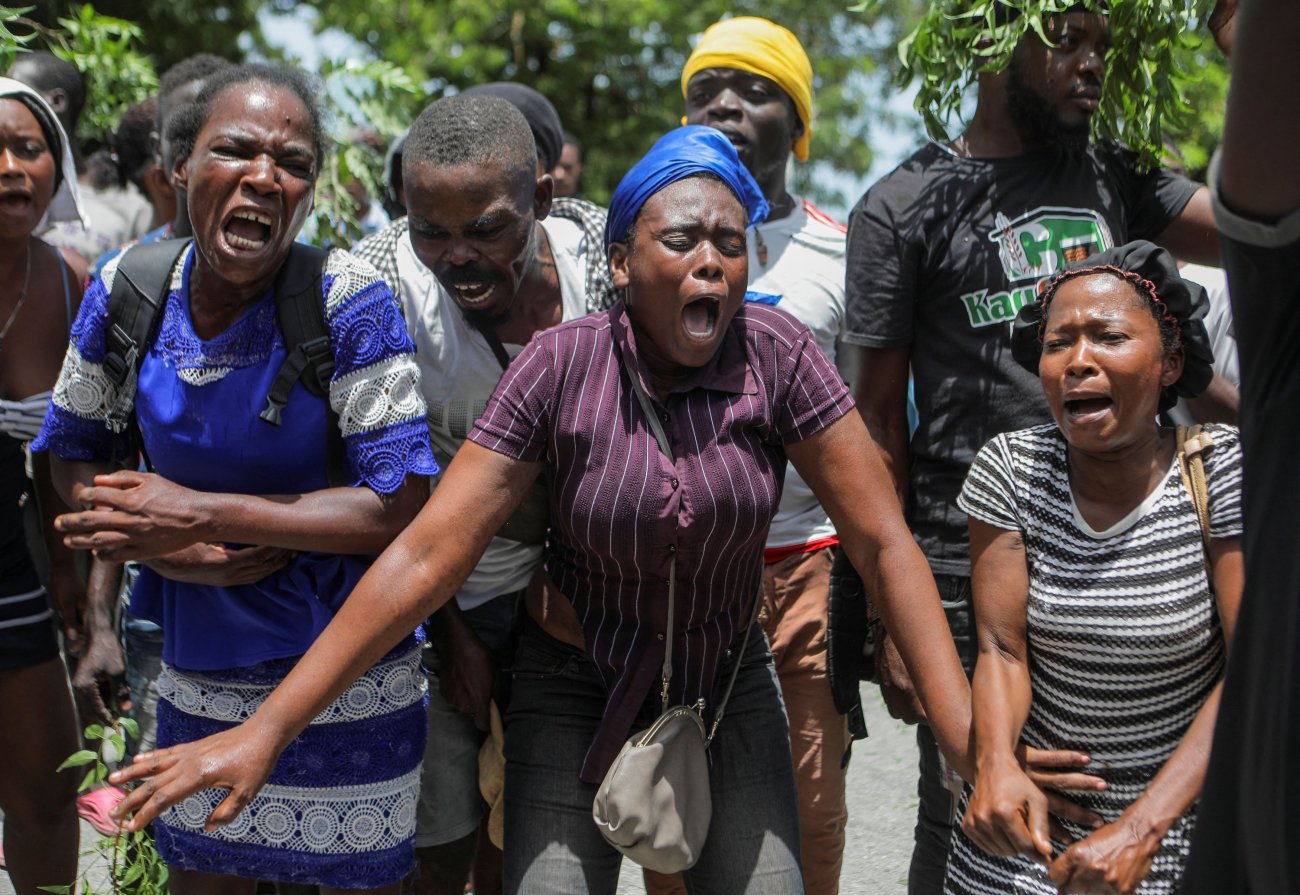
[504,618,805,895]
[119,563,163,757]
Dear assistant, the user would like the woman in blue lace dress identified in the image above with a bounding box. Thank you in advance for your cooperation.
[33,64,437,894]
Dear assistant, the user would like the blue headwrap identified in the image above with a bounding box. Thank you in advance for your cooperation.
[604,125,769,251]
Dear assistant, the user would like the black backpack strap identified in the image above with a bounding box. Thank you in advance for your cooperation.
[103,239,192,434]
[260,244,349,488]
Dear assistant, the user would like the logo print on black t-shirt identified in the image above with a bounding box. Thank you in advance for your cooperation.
[959,207,1114,329]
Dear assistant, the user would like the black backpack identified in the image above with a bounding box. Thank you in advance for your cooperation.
[100,238,349,486]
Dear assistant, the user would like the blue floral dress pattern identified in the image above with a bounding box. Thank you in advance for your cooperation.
[34,244,437,887]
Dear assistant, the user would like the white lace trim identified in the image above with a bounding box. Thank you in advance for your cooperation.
[163,766,421,853]
[157,646,426,726]
[177,366,235,386]
[51,343,118,421]
[330,354,426,438]
[324,249,385,317]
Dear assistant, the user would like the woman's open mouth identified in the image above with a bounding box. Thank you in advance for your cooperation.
[0,192,33,214]
[682,296,720,339]
[223,210,273,251]
[1064,396,1113,422]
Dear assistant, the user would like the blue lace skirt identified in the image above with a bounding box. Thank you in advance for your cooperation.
[152,638,427,888]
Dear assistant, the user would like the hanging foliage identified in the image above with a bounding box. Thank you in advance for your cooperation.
[886,0,1216,168]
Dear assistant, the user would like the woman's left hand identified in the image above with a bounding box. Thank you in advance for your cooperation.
[1047,818,1162,895]
[56,470,212,561]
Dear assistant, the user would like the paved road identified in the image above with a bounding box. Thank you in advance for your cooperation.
[4,684,918,895]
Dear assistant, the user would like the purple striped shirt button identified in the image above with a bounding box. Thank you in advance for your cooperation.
[467,301,854,781]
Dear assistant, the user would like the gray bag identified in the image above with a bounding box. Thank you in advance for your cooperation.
[591,345,759,872]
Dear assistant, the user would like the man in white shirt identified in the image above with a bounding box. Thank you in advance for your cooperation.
[353,92,611,895]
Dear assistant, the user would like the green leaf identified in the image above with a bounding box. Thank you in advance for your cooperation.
[57,750,99,771]
[119,716,140,741]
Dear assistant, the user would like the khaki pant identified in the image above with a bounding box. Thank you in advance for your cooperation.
[646,546,849,895]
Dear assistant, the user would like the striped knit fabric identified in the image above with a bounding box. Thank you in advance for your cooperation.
[946,423,1243,895]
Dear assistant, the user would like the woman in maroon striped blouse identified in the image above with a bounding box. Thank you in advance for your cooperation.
[110,127,973,894]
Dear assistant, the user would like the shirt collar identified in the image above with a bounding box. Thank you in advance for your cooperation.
[611,300,758,397]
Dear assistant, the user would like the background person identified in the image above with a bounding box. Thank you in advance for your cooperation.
[34,62,437,894]
[0,75,86,895]
[952,242,1241,895]
[353,93,613,895]
[677,16,851,894]
[551,130,584,198]
[8,51,152,266]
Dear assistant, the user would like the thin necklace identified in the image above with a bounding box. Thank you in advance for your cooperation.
[0,242,32,355]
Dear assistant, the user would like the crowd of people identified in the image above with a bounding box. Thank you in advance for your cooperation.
[1,1,1296,894]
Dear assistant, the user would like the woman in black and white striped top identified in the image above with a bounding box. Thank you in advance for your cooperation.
[946,241,1243,895]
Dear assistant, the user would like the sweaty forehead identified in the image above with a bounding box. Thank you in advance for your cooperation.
[206,84,311,139]
[640,177,746,228]
[406,160,533,219]
[1049,273,1148,319]
[687,67,788,99]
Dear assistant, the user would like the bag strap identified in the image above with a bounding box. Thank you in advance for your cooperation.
[1175,425,1215,576]
[469,315,514,373]
[617,343,759,734]
[103,239,192,434]
[258,244,349,488]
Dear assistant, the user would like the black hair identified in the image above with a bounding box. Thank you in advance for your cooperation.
[562,130,584,161]
[7,52,85,127]
[159,55,233,101]
[87,96,157,191]
[157,54,233,129]
[403,94,537,182]
[165,63,325,175]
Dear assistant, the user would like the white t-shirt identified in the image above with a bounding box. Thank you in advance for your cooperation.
[1168,263,1239,427]
[747,198,847,549]
[398,214,590,608]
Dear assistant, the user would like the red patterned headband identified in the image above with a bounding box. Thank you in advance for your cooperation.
[1037,263,1182,343]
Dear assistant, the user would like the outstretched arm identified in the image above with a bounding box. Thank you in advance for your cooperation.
[788,410,972,777]
[109,443,541,831]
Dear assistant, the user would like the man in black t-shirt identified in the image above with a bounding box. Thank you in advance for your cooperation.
[842,9,1222,893]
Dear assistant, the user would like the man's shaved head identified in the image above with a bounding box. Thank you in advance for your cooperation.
[403,94,537,184]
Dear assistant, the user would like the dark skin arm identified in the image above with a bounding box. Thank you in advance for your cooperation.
[844,343,910,506]
[962,520,1085,865]
[1153,188,1220,268]
[427,600,495,732]
[108,443,542,830]
[787,411,973,776]
[70,556,126,725]
[1214,0,1300,221]
[52,459,428,560]
[1182,373,1238,425]
[28,450,86,648]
